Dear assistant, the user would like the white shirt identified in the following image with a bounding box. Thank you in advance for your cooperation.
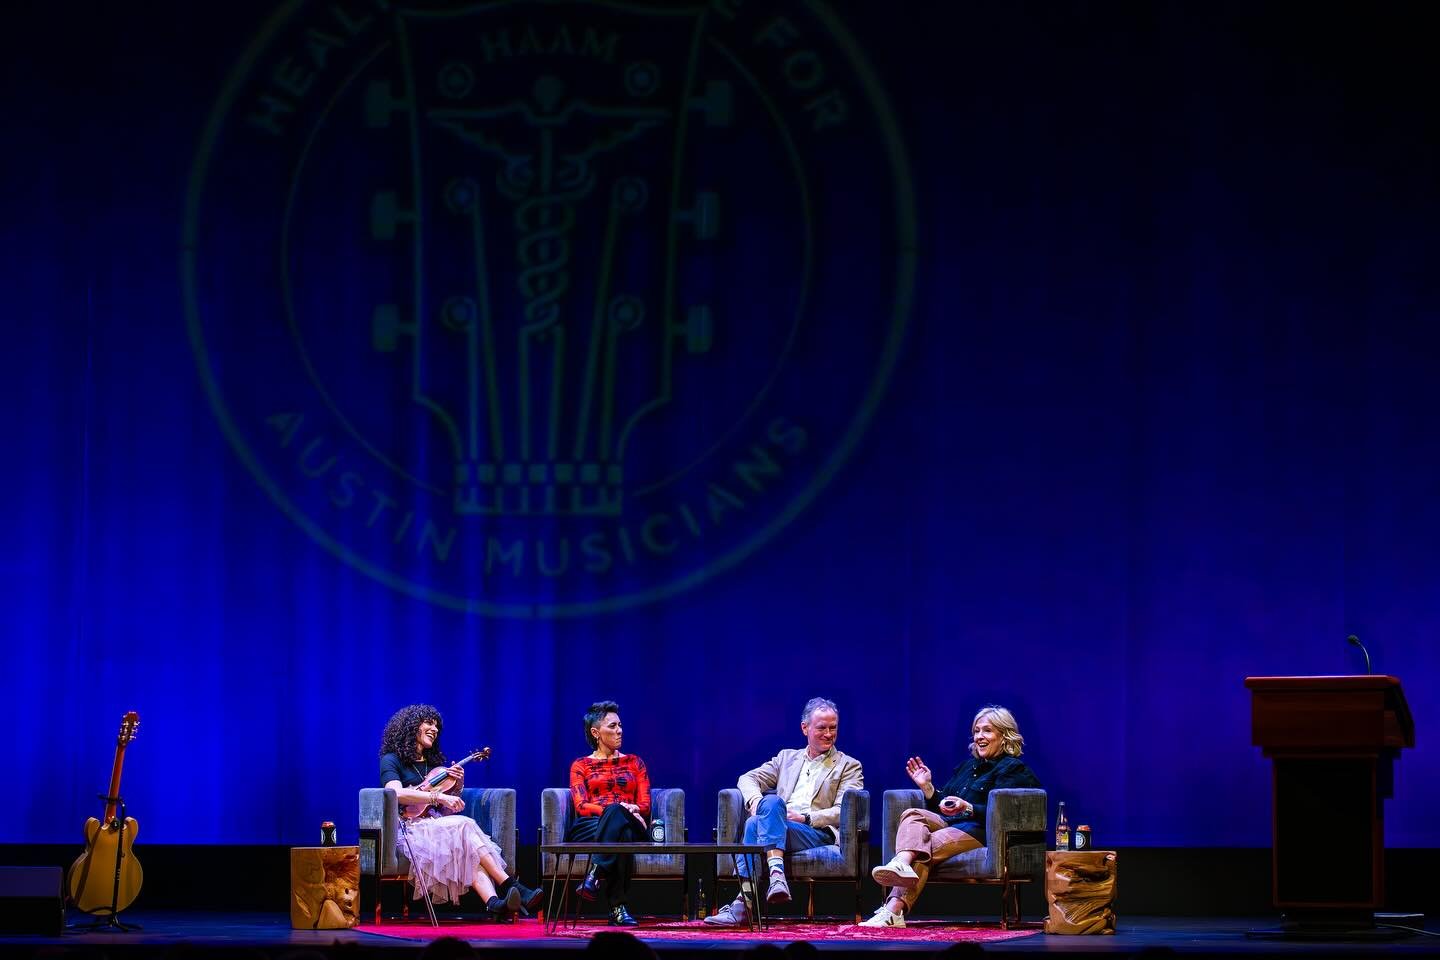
[786,747,834,819]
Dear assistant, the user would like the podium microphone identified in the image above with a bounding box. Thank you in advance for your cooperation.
[1346,634,1372,675]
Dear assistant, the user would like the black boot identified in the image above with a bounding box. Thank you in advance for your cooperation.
[485,882,523,922]
[516,882,544,915]
[497,876,541,916]
[576,865,601,902]
[610,904,638,926]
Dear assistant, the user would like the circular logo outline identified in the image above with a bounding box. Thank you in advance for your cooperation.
[183,0,916,617]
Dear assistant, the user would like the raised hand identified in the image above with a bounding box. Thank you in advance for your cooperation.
[905,756,933,791]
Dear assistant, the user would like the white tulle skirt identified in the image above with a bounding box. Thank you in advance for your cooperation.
[398,814,505,904]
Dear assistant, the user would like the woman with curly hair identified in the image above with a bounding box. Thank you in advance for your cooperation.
[379,704,541,919]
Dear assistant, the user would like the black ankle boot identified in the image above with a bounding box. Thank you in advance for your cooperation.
[497,876,540,916]
[517,882,544,914]
[576,865,600,902]
[610,904,638,926]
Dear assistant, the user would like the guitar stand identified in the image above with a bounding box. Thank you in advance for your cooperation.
[71,794,141,932]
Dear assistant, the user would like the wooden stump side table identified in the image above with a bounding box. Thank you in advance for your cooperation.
[290,845,360,930]
[1044,850,1117,935]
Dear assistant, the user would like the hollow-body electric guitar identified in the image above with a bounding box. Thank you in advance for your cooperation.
[67,711,143,913]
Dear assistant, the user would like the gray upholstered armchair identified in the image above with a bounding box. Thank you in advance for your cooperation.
[881,787,1046,928]
[358,786,517,924]
[715,788,870,922]
[538,787,688,917]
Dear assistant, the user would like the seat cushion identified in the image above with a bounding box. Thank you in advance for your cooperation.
[930,845,995,879]
[790,843,850,878]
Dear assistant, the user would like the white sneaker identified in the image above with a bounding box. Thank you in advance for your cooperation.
[858,905,906,928]
[870,858,919,889]
[702,898,750,926]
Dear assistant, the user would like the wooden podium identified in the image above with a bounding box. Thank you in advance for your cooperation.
[1245,675,1413,929]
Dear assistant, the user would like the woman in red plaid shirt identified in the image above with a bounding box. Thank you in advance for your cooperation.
[565,700,650,926]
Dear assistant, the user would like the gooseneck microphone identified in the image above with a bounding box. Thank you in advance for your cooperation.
[1347,634,1372,675]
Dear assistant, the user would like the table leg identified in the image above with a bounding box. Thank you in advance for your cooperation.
[732,853,762,933]
[566,854,589,930]
[682,850,692,921]
[753,853,766,932]
[551,853,576,935]
[726,854,746,932]
[543,853,559,934]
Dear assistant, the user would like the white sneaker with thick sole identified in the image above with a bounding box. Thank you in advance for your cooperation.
[858,905,906,928]
[870,858,919,889]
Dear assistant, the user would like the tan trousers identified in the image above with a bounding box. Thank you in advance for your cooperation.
[889,807,982,912]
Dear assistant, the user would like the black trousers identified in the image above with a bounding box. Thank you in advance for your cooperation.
[565,804,646,906]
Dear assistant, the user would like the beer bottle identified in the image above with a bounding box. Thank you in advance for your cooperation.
[1055,802,1070,851]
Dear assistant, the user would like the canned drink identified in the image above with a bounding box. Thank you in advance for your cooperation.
[321,821,337,846]
[1074,825,1092,850]
[649,818,666,843]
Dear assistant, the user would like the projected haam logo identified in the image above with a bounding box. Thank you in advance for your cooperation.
[184,0,914,617]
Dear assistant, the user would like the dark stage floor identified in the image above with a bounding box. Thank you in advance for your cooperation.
[3,913,1439,959]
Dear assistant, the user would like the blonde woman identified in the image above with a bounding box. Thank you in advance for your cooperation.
[861,705,1041,928]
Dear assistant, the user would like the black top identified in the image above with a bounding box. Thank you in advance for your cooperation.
[380,751,433,789]
[926,754,1041,843]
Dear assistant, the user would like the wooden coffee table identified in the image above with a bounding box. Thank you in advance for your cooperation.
[540,841,768,933]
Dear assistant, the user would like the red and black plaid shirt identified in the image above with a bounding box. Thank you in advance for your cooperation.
[569,753,651,818]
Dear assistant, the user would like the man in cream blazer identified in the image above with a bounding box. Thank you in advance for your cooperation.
[705,697,864,926]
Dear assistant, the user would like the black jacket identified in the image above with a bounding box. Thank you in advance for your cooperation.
[925,754,1041,843]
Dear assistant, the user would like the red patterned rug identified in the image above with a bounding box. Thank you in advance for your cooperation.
[358,917,1040,945]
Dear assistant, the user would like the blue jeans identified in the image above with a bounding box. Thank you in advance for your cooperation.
[736,795,833,877]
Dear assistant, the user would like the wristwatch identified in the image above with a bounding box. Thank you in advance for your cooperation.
[803,813,812,826]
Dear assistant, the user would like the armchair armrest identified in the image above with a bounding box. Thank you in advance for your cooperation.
[882,789,924,865]
[985,789,1047,847]
[539,787,573,876]
[463,787,517,873]
[716,788,745,844]
[714,788,750,877]
[358,787,400,877]
[651,787,685,839]
[837,789,870,875]
[986,788,1047,878]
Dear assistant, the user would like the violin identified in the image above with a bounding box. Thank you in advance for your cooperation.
[400,747,491,820]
